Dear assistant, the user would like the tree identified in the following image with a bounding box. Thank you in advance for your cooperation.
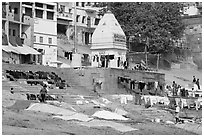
[94,2,186,54]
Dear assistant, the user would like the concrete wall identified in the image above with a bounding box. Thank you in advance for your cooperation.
[34,19,57,36]
[2,63,165,94]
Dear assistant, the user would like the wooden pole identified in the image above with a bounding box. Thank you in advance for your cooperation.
[145,37,149,66]
[157,53,160,70]
[73,2,77,54]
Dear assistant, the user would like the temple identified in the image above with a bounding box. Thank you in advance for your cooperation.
[91,11,127,68]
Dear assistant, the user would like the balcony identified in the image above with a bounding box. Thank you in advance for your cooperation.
[22,15,34,25]
[8,12,14,21]
[84,6,97,13]
[57,12,73,21]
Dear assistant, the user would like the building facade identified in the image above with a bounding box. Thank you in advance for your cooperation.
[32,2,58,67]
[2,2,40,64]
[56,2,103,67]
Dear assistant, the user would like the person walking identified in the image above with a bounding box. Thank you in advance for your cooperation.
[196,78,200,90]
[39,84,48,103]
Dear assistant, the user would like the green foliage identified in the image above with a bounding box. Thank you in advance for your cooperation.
[96,2,186,54]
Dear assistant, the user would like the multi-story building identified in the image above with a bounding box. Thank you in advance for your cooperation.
[32,2,58,67]
[56,2,103,67]
[182,2,202,16]
[2,2,40,64]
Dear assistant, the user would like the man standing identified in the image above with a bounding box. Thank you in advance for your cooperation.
[172,81,177,96]
[39,84,48,103]
[196,79,200,90]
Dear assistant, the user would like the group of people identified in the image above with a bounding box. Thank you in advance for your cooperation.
[165,75,201,98]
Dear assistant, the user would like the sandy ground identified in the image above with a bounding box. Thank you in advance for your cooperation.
[2,68,202,135]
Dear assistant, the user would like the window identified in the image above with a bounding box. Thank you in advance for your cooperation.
[94,18,100,25]
[35,9,43,18]
[76,15,80,22]
[40,36,43,43]
[25,7,32,17]
[34,36,36,42]
[14,8,18,14]
[48,38,52,44]
[87,16,91,27]
[47,11,54,20]
[85,32,89,44]
[82,16,85,23]
[35,2,43,8]
[82,2,85,7]
[13,29,16,36]
[9,6,11,12]
[59,5,65,12]
[47,4,54,10]
[76,2,79,6]
[22,2,33,6]
[87,2,91,6]
[9,29,11,36]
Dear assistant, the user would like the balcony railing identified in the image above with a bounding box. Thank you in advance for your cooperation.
[8,12,14,21]
[57,12,73,21]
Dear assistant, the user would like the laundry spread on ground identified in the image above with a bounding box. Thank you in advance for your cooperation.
[92,110,129,120]
[53,113,93,122]
[80,119,138,132]
[25,103,76,116]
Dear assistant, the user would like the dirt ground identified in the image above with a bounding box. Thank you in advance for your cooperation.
[2,68,202,135]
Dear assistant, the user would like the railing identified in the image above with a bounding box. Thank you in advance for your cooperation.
[57,12,72,20]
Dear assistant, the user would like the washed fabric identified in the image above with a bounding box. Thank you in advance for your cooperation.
[142,95,170,106]
[181,98,188,109]
[175,98,181,106]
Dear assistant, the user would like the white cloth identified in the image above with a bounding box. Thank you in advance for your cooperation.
[181,98,188,109]
[176,106,180,113]
[142,95,170,106]
[155,81,158,89]
[193,84,198,91]
[120,96,127,104]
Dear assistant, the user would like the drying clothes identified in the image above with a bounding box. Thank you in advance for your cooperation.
[175,98,181,106]
[142,95,170,107]
[93,55,99,62]
[130,80,136,90]
[93,56,95,62]
[155,81,158,89]
[135,93,142,105]
[180,98,188,109]
[138,82,146,93]
[120,96,127,104]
